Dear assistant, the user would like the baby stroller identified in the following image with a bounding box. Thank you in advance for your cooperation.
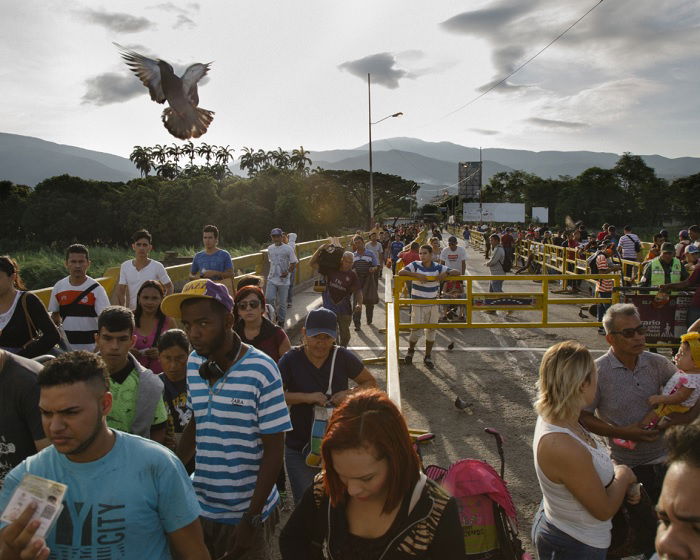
[421,428,531,560]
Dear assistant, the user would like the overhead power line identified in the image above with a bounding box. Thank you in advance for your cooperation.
[440,0,605,120]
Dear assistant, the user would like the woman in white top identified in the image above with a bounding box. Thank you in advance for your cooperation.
[532,340,639,559]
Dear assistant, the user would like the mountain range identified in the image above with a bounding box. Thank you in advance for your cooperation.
[3,132,700,204]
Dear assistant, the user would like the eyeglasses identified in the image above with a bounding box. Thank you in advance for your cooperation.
[609,325,647,338]
[237,300,261,310]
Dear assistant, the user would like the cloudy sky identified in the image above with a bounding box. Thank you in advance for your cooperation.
[2,0,699,159]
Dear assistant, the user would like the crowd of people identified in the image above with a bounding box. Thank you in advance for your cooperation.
[1,219,699,559]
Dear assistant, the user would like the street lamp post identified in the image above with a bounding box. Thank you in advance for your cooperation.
[367,73,402,228]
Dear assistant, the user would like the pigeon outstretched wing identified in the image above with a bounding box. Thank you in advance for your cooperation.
[114,42,165,103]
[181,62,211,106]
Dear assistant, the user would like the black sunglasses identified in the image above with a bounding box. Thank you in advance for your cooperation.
[237,300,261,310]
[609,325,647,338]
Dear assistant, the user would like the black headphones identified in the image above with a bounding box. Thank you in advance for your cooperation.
[198,337,242,381]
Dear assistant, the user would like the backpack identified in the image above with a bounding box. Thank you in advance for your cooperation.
[317,245,344,275]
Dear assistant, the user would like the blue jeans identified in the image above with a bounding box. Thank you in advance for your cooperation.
[266,282,289,323]
[489,279,503,292]
[285,446,317,505]
[532,506,607,560]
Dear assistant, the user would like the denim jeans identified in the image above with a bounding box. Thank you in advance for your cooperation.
[265,282,289,323]
[532,506,607,560]
[489,279,504,293]
[285,446,318,505]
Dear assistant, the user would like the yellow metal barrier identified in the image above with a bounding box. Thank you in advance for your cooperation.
[514,239,644,286]
[390,273,620,352]
[30,233,361,309]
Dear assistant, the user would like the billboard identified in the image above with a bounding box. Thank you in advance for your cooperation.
[532,207,549,224]
[458,162,482,199]
[463,202,526,223]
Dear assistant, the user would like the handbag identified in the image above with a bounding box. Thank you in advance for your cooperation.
[606,485,658,558]
[20,292,42,350]
[305,347,338,468]
[362,271,379,305]
[313,276,327,293]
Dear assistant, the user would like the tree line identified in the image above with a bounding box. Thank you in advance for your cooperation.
[1,149,417,250]
[475,153,699,227]
[128,142,313,180]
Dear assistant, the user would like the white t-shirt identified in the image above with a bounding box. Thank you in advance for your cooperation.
[439,246,467,273]
[118,260,172,309]
[267,243,298,286]
[48,276,110,351]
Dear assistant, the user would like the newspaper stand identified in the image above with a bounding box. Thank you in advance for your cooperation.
[616,287,693,349]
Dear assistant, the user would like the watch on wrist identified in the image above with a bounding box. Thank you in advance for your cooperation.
[241,511,263,528]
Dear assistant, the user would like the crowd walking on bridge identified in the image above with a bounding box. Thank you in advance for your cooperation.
[1,218,699,559]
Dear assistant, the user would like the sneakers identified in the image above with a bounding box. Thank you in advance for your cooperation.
[354,325,361,331]
[597,327,606,335]
[423,356,435,369]
[287,302,293,308]
[404,351,414,365]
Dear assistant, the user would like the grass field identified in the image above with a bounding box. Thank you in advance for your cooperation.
[7,245,260,291]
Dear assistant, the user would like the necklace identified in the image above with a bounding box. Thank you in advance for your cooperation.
[566,421,596,448]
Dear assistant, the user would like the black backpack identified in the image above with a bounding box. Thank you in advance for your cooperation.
[318,245,344,275]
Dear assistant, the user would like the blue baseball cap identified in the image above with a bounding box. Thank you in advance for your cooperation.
[270,228,283,236]
[304,308,337,339]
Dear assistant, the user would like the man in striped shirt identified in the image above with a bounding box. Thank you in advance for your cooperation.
[617,225,641,261]
[595,242,620,334]
[162,279,292,560]
[398,245,458,368]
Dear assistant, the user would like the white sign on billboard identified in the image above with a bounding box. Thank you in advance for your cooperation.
[463,202,525,223]
[532,207,549,223]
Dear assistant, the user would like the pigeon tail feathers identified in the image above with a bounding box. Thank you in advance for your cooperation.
[161,106,214,140]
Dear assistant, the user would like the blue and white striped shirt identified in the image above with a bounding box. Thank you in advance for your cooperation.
[187,346,292,524]
[404,261,449,299]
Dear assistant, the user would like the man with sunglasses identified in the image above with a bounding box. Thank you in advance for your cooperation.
[580,303,680,503]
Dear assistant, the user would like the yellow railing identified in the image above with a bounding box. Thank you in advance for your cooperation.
[390,273,620,359]
[514,240,644,285]
[31,233,361,308]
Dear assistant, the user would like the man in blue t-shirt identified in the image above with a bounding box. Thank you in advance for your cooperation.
[189,224,234,282]
[0,351,207,560]
[398,244,457,368]
[389,232,405,274]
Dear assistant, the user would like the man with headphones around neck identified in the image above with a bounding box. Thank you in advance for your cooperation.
[162,279,292,560]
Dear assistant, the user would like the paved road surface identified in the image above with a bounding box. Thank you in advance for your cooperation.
[278,235,625,554]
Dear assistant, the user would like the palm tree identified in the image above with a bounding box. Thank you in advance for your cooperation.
[215,145,234,167]
[290,146,312,174]
[167,144,183,167]
[271,147,290,170]
[151,144,167,166]
[197,143,215,166]
[129,145,152,177]
[239,147,256,176]
[182,140,196,167]
[254,149,270,172]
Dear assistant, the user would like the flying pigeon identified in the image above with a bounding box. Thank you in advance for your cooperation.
[114,43,214,140]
